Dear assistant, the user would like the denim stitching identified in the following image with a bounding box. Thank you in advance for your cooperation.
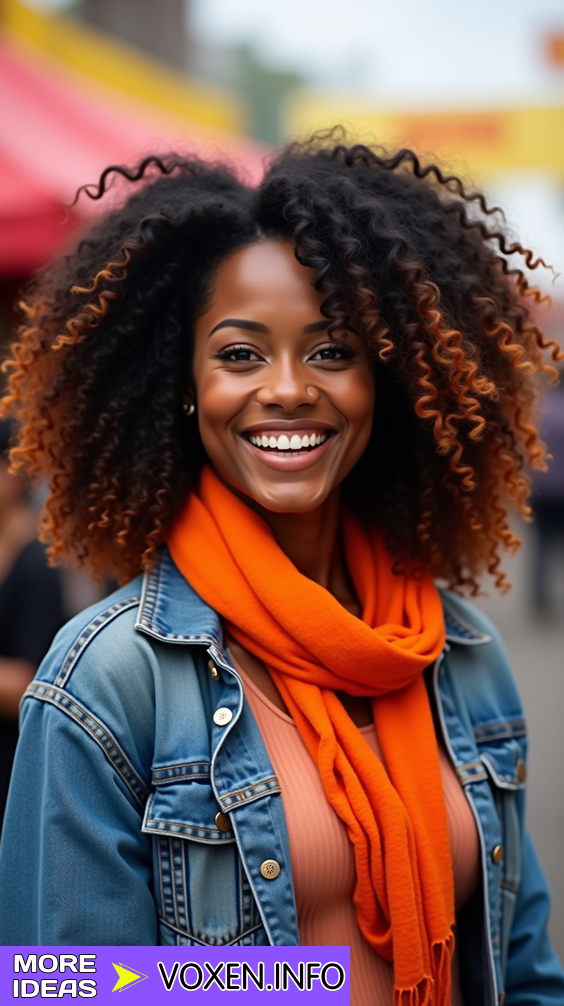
[441,599,492,644]
[474,720,527,743]
[184,834,193,936]
[139,558,161,627]
[55,597,140,688]
[158,916,263,945]
[148,558,163,623]
[178,838,189,934]
[152,763,211,784]
[24,681,148,808]
[157,831,166,922]
[170,837,180,928]
[159,836,175,928]
[153,774,211,785]
[143,816,236,841]
[137,559,213,643]
[221,776,281,809]
[172,837,188,931]
[456,760,489,785]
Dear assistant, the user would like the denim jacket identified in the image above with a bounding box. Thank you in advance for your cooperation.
[0,548,562,1005]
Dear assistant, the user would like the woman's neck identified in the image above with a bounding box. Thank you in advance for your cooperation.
[256,490,360,615]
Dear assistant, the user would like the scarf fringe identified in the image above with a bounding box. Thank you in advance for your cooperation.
[393,933,454,1006]
[393,977,433,1006]
[432,932,455,1006]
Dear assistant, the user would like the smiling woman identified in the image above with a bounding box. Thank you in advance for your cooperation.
[0,134,563,1006]
[191,242,374,516]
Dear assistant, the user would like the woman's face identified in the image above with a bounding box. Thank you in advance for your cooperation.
[192,240,375,514]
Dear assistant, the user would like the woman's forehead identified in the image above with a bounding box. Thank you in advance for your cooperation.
[199,241,322,319]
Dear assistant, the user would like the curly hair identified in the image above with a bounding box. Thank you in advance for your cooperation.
[2,131,561,592]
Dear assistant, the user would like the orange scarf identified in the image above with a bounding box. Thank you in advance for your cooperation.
[169,467,454,1005]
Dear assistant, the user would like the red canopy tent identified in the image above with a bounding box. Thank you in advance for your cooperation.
[0,37,265,274]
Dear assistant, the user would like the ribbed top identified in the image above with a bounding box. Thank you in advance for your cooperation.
[236,661,480,1006]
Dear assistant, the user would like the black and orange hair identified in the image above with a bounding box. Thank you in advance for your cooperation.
[2,132,561,591]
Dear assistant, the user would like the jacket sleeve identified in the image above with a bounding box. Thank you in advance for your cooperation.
[0,693,157,946]
[505,829,564,1005]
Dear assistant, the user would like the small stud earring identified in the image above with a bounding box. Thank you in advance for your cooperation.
[183,401,195,417]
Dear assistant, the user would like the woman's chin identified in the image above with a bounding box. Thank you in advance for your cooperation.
[239,481,336,516]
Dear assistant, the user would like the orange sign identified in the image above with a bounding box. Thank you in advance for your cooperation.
[545,34,564,66]
[395,114,505,151]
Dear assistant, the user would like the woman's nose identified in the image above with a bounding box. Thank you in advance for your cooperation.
[256,357,317,409]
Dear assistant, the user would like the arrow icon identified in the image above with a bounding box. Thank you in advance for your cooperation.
[112,962,148,992]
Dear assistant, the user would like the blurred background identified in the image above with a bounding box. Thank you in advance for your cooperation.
[1,0,563,957]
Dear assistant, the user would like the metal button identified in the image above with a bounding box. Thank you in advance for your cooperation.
[208,659,220,681]
[498,993,506,1005]
[213,707,233,726]
[492,844,504,865]
[215,811,231,832]
[516,759,527,783]
[260,859,281,880]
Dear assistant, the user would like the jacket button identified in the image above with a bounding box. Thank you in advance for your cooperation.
[492,844,504,864]
[260,859,281,880]
[215,811,231,832]
[208,659,220,681]
[516,759,527,783]
[213,707,233,726]
[499,993,506,1005]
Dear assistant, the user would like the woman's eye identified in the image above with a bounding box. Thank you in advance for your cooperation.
[216,345,261,362]
[310,344,356,362]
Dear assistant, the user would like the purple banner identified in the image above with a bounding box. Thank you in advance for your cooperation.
[1,947,349,1003]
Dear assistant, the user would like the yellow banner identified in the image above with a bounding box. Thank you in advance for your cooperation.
[284,93,564,180]
[1,0,246,134]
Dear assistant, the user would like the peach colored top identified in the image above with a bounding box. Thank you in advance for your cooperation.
[235,660,480,1006]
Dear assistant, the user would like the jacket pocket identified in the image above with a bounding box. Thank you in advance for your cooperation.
[476,733,526,976]
[142,774,265,946]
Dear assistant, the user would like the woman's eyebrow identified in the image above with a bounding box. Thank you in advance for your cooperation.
[303,321,329,334]
[209,319,270,336]
[209,319,331,337]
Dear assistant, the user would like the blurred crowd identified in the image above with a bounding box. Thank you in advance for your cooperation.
[0,419,105,831]
[530,377,564,616]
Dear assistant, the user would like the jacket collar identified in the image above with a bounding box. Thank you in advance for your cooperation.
[135,547,223,647]
[135,547,490,648]
[441,596,491,645]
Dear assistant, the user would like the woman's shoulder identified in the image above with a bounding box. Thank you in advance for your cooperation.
[22,569,216,789]
[24,578,159,743]
[34,577,146,688]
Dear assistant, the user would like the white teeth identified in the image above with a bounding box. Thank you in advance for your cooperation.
[248,432,329,451]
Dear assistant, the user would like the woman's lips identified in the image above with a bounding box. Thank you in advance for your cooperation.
[239,430,336,471]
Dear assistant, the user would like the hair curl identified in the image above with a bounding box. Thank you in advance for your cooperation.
[2,130,561,592]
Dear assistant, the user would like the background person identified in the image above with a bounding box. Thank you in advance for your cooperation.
[530,376,564,617]
[0,419,65,831]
